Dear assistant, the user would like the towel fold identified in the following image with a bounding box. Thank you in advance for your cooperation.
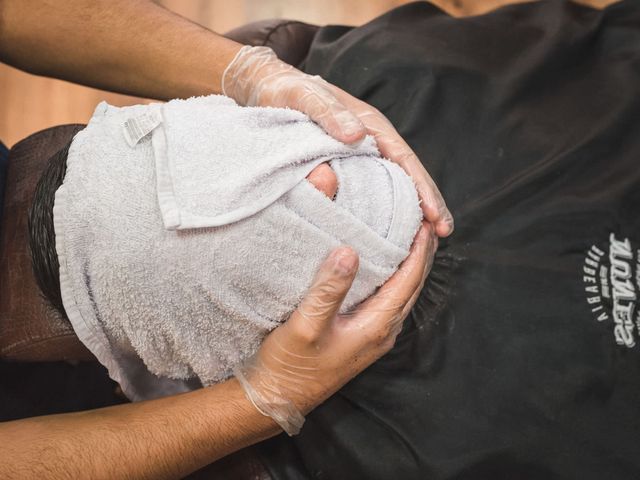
[54,95,422,400]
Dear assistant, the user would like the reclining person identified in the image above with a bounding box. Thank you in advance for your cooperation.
[14,1,640,479]
[249,2,640,479]
[1,1,447,478]
[28,95,431,434]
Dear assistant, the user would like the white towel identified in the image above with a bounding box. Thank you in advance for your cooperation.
[54,95,422,401]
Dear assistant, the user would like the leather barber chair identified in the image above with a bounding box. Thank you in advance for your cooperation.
[0,19,320,480]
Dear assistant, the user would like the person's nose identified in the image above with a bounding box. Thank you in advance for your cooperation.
[306,163,338,199]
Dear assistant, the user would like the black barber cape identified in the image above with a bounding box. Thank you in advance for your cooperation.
[259,1,640,479]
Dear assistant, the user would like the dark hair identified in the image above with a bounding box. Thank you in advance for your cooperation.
[28,142,70,321]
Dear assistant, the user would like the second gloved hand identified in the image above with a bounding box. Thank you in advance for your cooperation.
[234,221,436,436]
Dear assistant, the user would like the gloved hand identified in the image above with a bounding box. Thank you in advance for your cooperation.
[330,87,455,237]
[234,221,436,435]
[222,46,453,237]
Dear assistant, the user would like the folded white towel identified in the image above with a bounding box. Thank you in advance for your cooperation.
[54,95,422,401]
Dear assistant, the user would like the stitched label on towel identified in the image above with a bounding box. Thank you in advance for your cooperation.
[123,112,162,147]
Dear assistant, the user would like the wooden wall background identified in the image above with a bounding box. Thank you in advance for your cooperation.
[0,0,613,147]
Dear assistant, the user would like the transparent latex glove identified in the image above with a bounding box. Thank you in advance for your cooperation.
[222,45,454,237]
[328,85,455,237]
[234,221,437,436]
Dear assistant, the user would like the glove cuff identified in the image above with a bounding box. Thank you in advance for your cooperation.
[234,363,306,436]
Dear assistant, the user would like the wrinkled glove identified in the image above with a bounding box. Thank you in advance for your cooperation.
[222,45,454,237]
[334,89,455,236]
[234,221,436,435]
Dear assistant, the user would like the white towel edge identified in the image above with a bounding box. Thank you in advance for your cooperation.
[285,179,409,266]
[379,159,423,249]
[152,107,181,230]
[54,181,144,401]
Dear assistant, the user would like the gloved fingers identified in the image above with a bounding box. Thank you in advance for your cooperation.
[364,221,434,313]
[356,109,454,236]
[290,246,359,343]
[223,46,366,144]
[224,46,453,234]
[225,46,452,232]
[391,145,453,238]
[344,221,436,348]
[326,87,454,236]
[234,246,359,430]
[258,76,365,145]
[234,230,432,433]
[399,225,437,319]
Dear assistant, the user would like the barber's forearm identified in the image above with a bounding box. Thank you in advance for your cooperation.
[0,378,279,480]
[0,0,242,100]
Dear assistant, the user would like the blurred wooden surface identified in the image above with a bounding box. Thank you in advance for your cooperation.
[0,0,616,147]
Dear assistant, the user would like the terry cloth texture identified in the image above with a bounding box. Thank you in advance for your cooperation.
[257,2,640,480]
[53,95,422,401]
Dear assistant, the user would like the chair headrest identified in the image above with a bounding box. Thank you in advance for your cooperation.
[0,124,93,361]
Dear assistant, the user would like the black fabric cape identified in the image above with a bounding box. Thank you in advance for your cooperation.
[259,1,640,479]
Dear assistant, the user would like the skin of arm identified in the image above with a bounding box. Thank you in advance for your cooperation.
[0,224,432,479]
[0,0,242,99]
[0,2,274,477]
[0,378,279,480]
[0,1,270,475]
[0,2,436,477]
[0,0,455,236]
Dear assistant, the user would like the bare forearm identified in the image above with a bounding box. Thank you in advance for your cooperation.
[0,378,278,480]
[0,0,242,99]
